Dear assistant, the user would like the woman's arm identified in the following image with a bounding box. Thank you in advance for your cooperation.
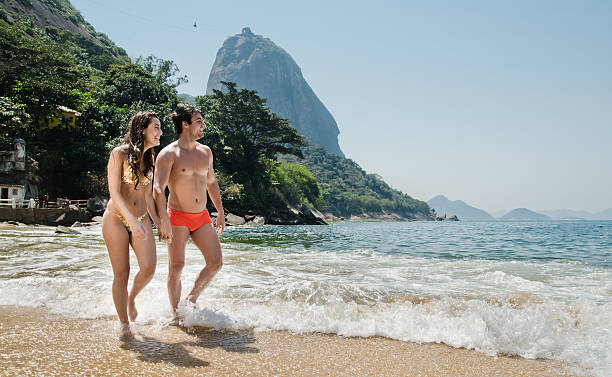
[107,148,147,239]
[152,147,174,243]
[145,180,160,229]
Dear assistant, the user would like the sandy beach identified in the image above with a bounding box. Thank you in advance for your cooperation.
[0,305,580,377]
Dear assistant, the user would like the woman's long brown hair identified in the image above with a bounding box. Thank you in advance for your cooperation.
[120,111,158,189]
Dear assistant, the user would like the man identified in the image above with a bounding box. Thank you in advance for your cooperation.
[153,104,225,316]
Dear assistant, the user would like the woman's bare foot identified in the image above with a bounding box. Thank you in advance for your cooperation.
[128,299,138,322]
[119,322,134,341]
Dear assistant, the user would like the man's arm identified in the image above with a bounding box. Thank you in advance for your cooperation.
[205,146,225,235]
[153,147,174,242]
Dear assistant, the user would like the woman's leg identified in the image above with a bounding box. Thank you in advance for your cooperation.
[102,210,131,331]
[127,219,157,321]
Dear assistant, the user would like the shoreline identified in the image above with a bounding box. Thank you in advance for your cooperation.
[0,305,581,376]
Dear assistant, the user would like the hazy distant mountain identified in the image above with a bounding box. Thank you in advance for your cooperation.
[178,93,196,104]
[540,209,590,219]
[595,208,612,220]
[500,208,552,221]
[427,195,496,221]
[541,208,612,220]
[206,27,344,156]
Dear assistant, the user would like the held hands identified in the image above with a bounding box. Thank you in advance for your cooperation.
[127,218,147,240]
[157,216,173,244]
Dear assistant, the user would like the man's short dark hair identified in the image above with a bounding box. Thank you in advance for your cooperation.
[170,104,202,135]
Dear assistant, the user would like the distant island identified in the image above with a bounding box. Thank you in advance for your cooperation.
[499,208,551,221]
[539,208,612,220]
[427,195,495,221]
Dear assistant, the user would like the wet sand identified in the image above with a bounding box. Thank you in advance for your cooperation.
[0,305,583,377]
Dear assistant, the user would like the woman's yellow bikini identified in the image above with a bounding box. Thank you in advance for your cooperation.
[112,165,153,232]
[122,165,153,187]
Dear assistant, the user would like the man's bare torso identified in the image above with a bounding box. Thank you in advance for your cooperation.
[165,141,211,213]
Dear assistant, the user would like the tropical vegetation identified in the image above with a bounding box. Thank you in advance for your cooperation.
[0,0,430,219]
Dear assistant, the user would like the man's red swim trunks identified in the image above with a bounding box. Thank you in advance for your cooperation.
[167,208,212,231]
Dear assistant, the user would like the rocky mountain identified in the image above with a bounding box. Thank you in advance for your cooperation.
[0,0,128,68]
[427,195,496,221]
[500,208,551,221]
[206,27,344,157]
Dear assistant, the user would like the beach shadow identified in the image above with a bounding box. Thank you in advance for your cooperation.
[120,335,210,368]
[181,326,260,354]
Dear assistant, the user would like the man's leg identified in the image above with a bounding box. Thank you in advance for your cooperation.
[167,226,190,314]
[186,223,223,303]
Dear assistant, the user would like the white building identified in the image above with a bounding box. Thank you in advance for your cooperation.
[0,139,28,207]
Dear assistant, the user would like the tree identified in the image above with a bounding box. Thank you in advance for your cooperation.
[197,81,304,182]
[270,162,323,208]
[0,22,87,127]
[280,144,431,218]
[0,96,30,150]
[97,63,170,108]
[135,56,188,88]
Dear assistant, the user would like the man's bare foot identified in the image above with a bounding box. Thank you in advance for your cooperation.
[169,313,181,326]
[119,322,134,341]
[128,299,138,322]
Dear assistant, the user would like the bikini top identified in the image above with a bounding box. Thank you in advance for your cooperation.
[122,165,153,187]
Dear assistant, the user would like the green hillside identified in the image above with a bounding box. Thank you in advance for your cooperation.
[0,0,128,69]
[280,144,431,219]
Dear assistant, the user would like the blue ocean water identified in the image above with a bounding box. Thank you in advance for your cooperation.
[1,220,611,375]
[222,220,612,265]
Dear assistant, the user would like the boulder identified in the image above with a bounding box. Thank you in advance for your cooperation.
[251,216,265,225]
[226,213,246,225]
[265,206,327,225]
[87,196,107,214]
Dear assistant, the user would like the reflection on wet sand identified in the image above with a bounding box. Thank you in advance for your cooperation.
[1,305,580,376]
[120,327,259,368]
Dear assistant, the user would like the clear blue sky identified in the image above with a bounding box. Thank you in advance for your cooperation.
[71,0,612,213]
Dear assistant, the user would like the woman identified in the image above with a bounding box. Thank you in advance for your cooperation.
[102,111,163,339]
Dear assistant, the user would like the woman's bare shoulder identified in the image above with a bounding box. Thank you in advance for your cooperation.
[109,145,129,163]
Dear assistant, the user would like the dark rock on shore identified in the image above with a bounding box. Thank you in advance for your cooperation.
[87,197,107,215]
[226,213,246,225]
[265,206,326,225]
[434,214,459,221]
[0,207,93,226]
[216,205,327,226]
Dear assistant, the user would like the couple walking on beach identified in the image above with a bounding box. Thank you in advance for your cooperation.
[101,105,225,339]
